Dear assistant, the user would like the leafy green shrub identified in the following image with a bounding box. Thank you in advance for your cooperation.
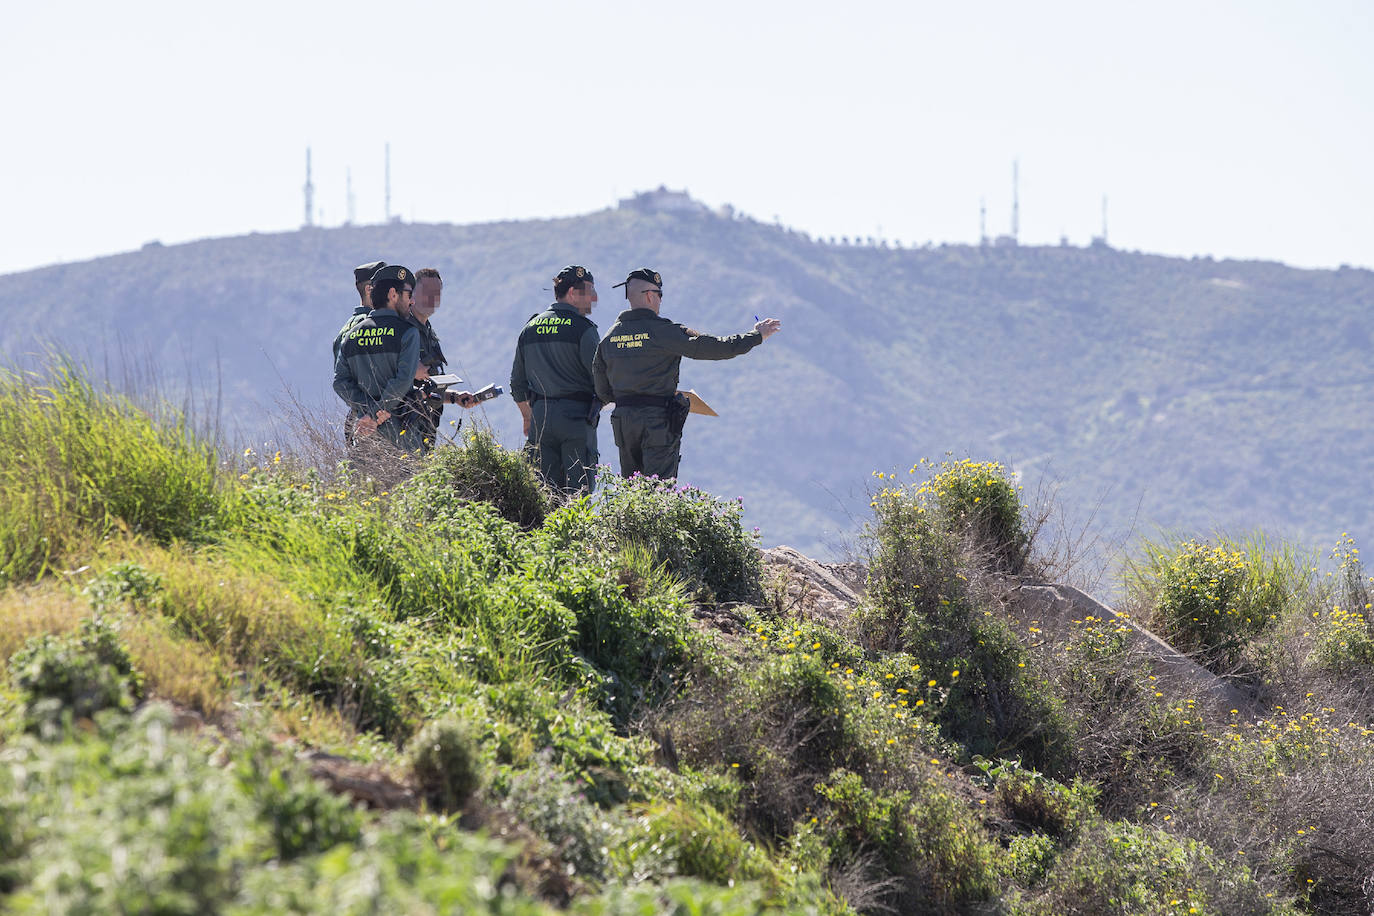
[407,715,486,812]
[1004,832,1059,887]
[1310,535,1374,672]
[8,616,143,732]
[1025,821,1277,916]
[816,769,999,910]
[590,475,762,604]
[1127,535,1304,669]
[85,561,165,611]
[0,706,267,913]
[1046,616,1207,817]
[412,426,549,529]
[862,474,1070,770]
[234,736,363,860]
[671,649,855,841]
[979,760,1096,840]
[0,706,561,915]
[924,458,1030,572]
[641,801,772,885]
[501,752,618,881]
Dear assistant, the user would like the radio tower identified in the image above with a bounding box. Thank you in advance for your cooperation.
[979,197,987,246]
[384,143,392,222]
[1011,159,1019,243]
[346,167,356,225]
[303,147,315,227]
[1101,194,1109,245]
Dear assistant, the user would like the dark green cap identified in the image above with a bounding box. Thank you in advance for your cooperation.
[612,268,662,291]
[354,260,386,284]
[554,265,594,285]
[370,264,414,287]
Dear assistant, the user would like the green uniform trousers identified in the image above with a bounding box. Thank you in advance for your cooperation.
[611,406,681,480]
[528,398,599,493]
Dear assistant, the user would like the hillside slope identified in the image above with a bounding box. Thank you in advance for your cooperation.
[3,196,1371,558]
[5,373,1374,913]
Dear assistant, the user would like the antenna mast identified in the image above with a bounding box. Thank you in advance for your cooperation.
[1011,159,1019,243]
[303,147,315,227]
[1101,194,1109,245]
[979,197,987,246]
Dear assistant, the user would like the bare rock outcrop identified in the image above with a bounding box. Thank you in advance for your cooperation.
[761,545,866,623]
[1011,581,1258,715]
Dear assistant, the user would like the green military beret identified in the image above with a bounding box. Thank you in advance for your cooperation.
[612,267,662,291]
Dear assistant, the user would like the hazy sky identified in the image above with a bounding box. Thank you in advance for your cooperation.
[3,0,1370,276]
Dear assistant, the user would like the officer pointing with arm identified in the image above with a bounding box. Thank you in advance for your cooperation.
[510,265,601,494]
[592,267,781,480]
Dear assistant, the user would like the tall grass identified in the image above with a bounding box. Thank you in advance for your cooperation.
[0,365,221,584]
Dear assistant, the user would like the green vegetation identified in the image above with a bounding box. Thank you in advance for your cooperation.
[2,364,1373,914]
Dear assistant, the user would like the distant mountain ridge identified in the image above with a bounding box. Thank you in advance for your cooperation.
[3,193,1372,561]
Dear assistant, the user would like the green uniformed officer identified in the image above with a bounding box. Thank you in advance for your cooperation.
[510,265,601,493]
[592,268,781,479]
[401,267,476,453]
[333,260,386,363]
[333,260,385,445]
[333,264,422,452]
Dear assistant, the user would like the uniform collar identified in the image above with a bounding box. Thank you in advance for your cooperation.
[618,307,658,320]
[550,302,581,314]
[368,308,400,319]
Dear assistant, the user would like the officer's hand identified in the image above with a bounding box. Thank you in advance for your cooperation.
[414,364,430,381]
[755,317,782,340]
[448,391,478,409]
[375,409,391,424]
[355,416,377,438]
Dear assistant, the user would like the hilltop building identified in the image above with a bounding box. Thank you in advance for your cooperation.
[618,186,712,215]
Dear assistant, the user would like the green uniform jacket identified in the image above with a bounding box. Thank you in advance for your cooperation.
[331,305,370,365]
[510,303,599,401]
[399,315,449,449]
[333,308,421,438]
[592,308,762,402]
[410,316,448,374]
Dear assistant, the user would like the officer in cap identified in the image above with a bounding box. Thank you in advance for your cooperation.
[592,268,781,479]
[333,264,423,453]
[510,265,601,493]
[333,260,386,364]
[331,261,386,445]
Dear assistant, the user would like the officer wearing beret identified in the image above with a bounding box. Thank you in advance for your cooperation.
[510,265,601,493]
[592,268,781,479]
[333,264,423,452]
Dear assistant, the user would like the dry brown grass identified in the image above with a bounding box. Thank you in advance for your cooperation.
[0,582,86,661]
[121,616,232,718]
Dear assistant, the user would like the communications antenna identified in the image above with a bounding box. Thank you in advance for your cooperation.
[979,197,987,245]
[1101,194,1109,245]
[384,143,391,222]
[303,147,315,227]
[346,167,355,225]
[1011,159,1019,242]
